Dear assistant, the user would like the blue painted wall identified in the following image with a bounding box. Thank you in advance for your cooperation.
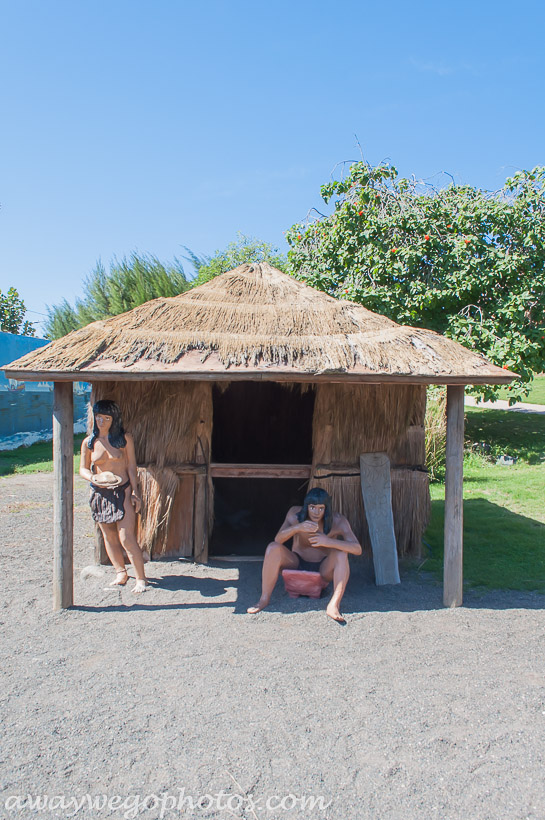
[0,331,48,387]
[0,331,91,441]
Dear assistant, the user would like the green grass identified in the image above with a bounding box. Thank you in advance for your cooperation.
[422,408,545,591]
[498,374,545,405]
[464,406,545,464]
[0,435,85,476]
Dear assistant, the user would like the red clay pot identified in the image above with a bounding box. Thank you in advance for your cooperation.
[282,569,329,599]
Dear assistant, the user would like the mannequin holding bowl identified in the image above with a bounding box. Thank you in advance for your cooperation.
[80,400,148,593]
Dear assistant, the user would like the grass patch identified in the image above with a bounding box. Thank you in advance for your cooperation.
[422,408,545,591]
[0,435,85,476]
[464,406,545,464]
[498,374,545,405]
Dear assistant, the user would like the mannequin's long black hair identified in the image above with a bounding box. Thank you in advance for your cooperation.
[87,400,127,450]
[297,487,333,534]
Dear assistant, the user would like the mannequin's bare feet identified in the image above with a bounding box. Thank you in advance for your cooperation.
[326,603,346,624]
[247,598,269,614]
[132,579,148,594]
[109,568,128,587]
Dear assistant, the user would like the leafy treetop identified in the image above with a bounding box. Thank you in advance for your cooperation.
[46,237,286,339]
[45,253,190,339]
[186,233,286,286]
[286,162,545,402]
[0,287,36,336]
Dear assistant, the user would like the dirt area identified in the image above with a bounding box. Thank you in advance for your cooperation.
[1,472,545,820]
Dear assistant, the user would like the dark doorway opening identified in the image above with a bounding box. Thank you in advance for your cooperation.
[211,382,315,464]
[210,478,307,556]
[210,383,315,555]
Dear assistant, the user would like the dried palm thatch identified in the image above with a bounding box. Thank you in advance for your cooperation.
[389,389,427,467]
[391,470,430,557]
[90,381,213,557]
[6,264,515,383]
[310,383,430,556]
[389,426,426,467]
[312,383,425,464]
[91,380,212,465]
[137,466,179,556]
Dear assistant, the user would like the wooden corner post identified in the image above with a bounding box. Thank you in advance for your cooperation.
[193,426,209,564]
[53,382,74,610]
[443,385,464,607]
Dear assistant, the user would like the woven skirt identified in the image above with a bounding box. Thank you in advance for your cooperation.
[89,480,130,523]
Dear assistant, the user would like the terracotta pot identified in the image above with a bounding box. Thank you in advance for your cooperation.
[281,569,329,599]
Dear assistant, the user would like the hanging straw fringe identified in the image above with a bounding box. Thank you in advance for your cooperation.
[310,383,430,556]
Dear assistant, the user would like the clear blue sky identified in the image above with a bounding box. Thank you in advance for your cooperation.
[1,0,543,335]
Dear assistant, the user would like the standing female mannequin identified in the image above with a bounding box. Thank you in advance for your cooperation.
[80,400,148,593]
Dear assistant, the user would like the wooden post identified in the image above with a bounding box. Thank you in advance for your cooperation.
[193,474,208,563]
[53,382,74,610]
[193,427,209,564]
[443,385,464,607]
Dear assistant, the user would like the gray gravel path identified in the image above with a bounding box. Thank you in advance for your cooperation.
[1,473,544,820]
[465,396,545,414]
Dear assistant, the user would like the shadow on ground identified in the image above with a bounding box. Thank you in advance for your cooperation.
[73,552,545,616]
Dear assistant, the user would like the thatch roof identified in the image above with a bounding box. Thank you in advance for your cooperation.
[4,263,516,384]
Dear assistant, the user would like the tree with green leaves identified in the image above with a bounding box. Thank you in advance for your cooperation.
[186,233,287,286]
[46,238,286,339]
[45,253,190,339]
[286,162,545,401]
[0,287,35,336]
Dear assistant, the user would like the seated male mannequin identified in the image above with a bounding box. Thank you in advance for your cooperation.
[247,488,362,623]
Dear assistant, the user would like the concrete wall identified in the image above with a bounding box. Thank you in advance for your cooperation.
[0,332,90,442]
[0,331,48,388]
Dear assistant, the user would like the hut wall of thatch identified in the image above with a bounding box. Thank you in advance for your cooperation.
[89,378,429,561]
[309,383,429,556]
[91,380,213,558]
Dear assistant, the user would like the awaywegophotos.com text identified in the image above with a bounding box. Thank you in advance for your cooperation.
[4,788,333,817]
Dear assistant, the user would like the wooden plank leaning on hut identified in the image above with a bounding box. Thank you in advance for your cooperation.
[359,453,401,586]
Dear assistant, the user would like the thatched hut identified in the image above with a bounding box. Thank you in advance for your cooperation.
[4,263,515,609]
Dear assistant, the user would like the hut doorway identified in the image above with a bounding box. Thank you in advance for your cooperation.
[209,383,315,556]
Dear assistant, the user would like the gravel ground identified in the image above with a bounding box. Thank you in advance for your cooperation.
[1,472,545,820]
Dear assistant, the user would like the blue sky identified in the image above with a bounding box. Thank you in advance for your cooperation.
[1,0,543,335]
